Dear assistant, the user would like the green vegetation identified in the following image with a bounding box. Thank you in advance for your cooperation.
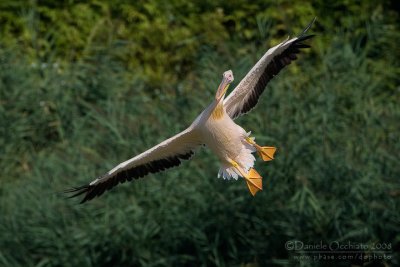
[0,1,399,266]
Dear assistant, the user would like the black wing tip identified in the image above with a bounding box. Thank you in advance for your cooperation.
[294,20,316,49]
[64,184,92,204]
[299,17,316,37]
[297,34,315,42]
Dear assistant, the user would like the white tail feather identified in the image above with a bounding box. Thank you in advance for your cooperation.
[218,135,256,180]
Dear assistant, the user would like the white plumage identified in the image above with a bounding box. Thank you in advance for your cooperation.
[67,19,315,203]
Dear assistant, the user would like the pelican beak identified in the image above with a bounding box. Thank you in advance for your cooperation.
[215,70,234,101]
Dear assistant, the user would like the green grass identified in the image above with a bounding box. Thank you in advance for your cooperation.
[1,6,400,267]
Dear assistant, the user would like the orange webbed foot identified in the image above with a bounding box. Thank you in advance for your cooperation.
[245,168,263,196]
[257,146,276,161]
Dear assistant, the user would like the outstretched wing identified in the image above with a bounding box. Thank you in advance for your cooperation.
[224,18,315,120]
[66,127,201,203]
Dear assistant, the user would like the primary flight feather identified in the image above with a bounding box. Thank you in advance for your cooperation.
[66,19,315,203]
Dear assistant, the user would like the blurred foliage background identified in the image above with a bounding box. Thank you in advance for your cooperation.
[0,0,399,266]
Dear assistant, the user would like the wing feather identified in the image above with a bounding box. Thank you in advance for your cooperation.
[66,128,200,203]
[224,18,315,119]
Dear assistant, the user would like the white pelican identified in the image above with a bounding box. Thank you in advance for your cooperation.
[67,19,315,203]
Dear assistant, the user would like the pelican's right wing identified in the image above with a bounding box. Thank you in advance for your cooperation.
[66,127,201,203]
[224,18,315,120]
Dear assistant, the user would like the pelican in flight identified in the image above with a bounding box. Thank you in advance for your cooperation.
[67,19,315,203]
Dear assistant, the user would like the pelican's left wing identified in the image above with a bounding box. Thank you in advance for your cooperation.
[224,18,315,120]
[66,127,201,203]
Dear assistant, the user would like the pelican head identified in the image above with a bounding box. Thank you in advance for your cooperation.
[215,70,234,101]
